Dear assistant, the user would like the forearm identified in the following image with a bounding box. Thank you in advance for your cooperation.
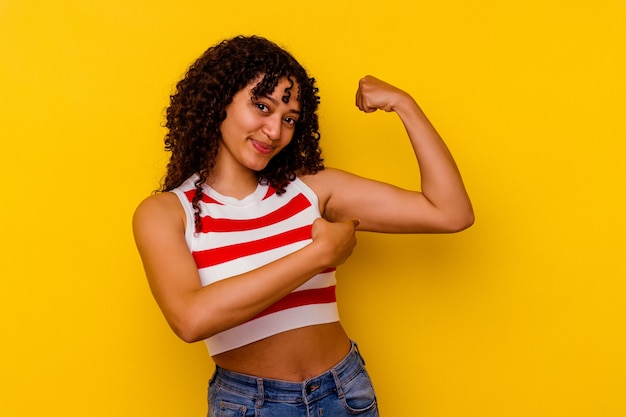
[172,241,329,342]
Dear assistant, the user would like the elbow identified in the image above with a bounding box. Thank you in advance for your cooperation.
[168,314,213,344]
[441,208,475,233]
[174,327,205,344]
[454,213,475,232]
[453,210,475,232]
[162,294,235,343]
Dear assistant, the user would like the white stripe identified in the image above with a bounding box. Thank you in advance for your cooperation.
[294,270,336,291]
[206,303,340,355]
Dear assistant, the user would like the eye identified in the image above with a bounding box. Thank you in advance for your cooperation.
[255,102,270,113]
[284,116,298,126]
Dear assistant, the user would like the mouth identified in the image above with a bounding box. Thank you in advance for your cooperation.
[250,139,273,155]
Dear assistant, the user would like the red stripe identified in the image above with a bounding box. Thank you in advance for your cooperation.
[263,185,278,200]
[193,225,312,269]
[199,193,311,233]
[251,286,336,320]
[183,189,223,205]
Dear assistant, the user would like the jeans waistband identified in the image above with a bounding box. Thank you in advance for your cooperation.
[212,341,365,404]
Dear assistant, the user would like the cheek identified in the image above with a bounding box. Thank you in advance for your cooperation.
[221,108,257,134]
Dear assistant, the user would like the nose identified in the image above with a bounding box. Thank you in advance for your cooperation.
[261,115,281,141]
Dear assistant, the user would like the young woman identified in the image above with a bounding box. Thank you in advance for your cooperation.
[133,35,473,416]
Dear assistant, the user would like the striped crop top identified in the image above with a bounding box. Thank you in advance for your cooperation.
[171,175,339,355]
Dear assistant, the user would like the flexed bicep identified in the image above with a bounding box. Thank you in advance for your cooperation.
[315,168,451,233]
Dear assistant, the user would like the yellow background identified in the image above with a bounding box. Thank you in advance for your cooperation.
[1,1,625,416]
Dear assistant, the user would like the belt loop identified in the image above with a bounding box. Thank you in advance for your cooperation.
[353,341,365,365]
[256,378,265,408]
[331,368,344,399]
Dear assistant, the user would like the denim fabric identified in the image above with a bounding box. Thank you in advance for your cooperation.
[208,341,379,417]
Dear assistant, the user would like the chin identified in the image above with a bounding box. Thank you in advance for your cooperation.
[247,161,271,172]
[246,155,275,171]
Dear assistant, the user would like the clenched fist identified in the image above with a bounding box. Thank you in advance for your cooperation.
[355,75,411,113]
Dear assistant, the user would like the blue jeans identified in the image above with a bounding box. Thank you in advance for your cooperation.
[208,341,379,416]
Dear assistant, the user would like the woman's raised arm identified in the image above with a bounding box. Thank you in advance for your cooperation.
[305,75,474,233]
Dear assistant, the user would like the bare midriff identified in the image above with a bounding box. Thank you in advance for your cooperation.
[212,322,351,382]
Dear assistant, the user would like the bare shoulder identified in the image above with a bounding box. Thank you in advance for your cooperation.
[134,192,184,220]
[133,192,186,239]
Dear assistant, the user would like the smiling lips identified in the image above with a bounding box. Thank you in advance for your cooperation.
[251,139,273,155]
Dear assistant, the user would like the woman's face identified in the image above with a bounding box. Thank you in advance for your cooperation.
[217,77,301,174]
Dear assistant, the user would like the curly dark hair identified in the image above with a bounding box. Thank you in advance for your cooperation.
[160,35,324,232]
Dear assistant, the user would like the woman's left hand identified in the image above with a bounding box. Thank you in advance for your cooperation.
[355,75,410,113]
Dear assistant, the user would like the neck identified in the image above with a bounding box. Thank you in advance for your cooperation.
[206,168,259,200]
[209,142,263,198]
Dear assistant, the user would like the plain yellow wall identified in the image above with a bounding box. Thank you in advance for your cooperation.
[1,1,625,416]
